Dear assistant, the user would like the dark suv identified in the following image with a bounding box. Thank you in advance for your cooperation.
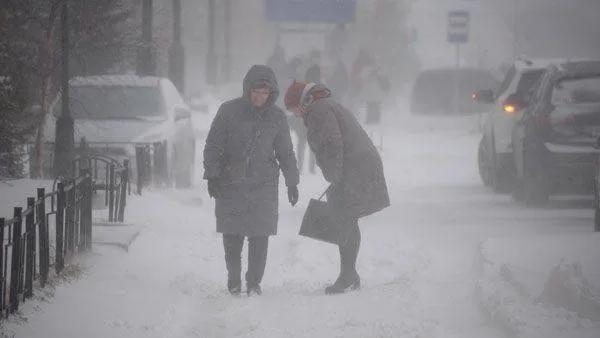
[512,60,600,205]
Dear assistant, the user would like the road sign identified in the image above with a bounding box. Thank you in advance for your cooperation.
[447,10,470,44]
[265,0,357,23]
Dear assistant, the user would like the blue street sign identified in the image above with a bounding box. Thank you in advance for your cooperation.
[447,10,470,44]
[265,0,357,23]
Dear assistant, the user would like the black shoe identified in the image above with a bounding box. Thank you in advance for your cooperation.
[325,273,361,295]
[228,278,241,296]
[247,284,262,296]
[229,285,241,296]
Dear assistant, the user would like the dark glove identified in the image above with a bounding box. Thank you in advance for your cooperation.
[207,178,220,199]
[287,185,299,206]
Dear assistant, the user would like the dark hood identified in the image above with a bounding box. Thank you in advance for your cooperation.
[242,65,279,108]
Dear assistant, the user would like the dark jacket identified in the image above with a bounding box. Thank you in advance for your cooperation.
[203,65,299,236]
[302,84,390,219]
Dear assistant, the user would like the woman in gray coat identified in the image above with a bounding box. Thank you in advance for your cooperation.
[284,80,390,294]
[203,65,300,296]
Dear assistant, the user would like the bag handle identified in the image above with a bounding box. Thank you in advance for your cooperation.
[318,184,333,201]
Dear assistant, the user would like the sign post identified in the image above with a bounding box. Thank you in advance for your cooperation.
[447,10,470,115]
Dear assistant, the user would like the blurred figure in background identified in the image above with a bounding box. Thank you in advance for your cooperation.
[326,57,349,104]
[305,49,322,84]
[299,49,322,174]
[267,45,289,101]
[350,49,390,126]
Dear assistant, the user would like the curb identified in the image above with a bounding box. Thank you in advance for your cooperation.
[91,222,142,252]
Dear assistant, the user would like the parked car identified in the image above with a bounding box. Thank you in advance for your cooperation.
[511,60,600,205]
[472,58,567,192]
[595,137,600,232]
[410,67,500,115]
[44,75,196,188]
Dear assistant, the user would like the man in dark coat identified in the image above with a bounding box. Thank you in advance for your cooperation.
[284,80,390,294]
[203,65,300,296]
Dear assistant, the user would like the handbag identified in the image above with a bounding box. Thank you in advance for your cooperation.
[299,187,348,245]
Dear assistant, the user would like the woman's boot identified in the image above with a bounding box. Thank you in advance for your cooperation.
[325,272,361,294]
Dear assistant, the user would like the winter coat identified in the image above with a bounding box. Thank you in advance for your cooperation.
[203,65,300,236]
[301,84,390,219]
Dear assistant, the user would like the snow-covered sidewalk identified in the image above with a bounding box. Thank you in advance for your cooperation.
[3,111,598,337]
[1,163,504,338]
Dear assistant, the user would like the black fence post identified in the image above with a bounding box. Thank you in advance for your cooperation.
[118,160,129,222]
[66,181,75,255]
[24,198,35,299]
[37,188,48,287]
[9,208,22,313]
[78,174,86,252]
[0,218,4,315]
[108,165,115,222]
[85,172,93,250]
[56,183,65,274]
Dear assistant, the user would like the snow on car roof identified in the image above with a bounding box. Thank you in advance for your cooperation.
[558,60,600,76]
[515,57,593,71]
[69,75,162,87]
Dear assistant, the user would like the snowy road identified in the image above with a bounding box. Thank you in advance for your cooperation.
[3,111,594,338]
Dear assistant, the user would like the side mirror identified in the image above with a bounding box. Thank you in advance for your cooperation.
[186,94,209,113]
[472,89,495,104]
[174,107,191,121]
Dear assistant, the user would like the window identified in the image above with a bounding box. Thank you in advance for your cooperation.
[515,70,544,96]
[551,76,600,105]
[54,85,166,120]
[495,66,516,99]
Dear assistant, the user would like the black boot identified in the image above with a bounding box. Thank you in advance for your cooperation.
[228,279,241,296]
[325,273,361,294]
[247,283,262,296]
[245,236,268,297]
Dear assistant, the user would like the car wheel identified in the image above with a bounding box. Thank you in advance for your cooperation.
[521,142,549,206]
[491,157,514,194]
[478,137,492,187]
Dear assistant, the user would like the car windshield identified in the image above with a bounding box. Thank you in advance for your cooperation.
[551,76,600,105]
[515,69,544,94]
[54,85,166,120]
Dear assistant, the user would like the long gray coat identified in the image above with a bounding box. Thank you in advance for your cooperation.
[203,65,299,236]
[303,84,390,219]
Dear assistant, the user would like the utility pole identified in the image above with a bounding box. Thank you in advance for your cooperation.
[53,0,74,178]
[206,0,217,85]
[221,0,231,83]
[169,0,185,92]
[512,0,518,60]
[137,0,156,76]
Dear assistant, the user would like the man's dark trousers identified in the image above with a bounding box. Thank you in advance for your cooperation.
[223,234,269,289]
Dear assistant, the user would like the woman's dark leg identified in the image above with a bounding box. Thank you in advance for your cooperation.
[326,219,361,294]
[340,219,360,278]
